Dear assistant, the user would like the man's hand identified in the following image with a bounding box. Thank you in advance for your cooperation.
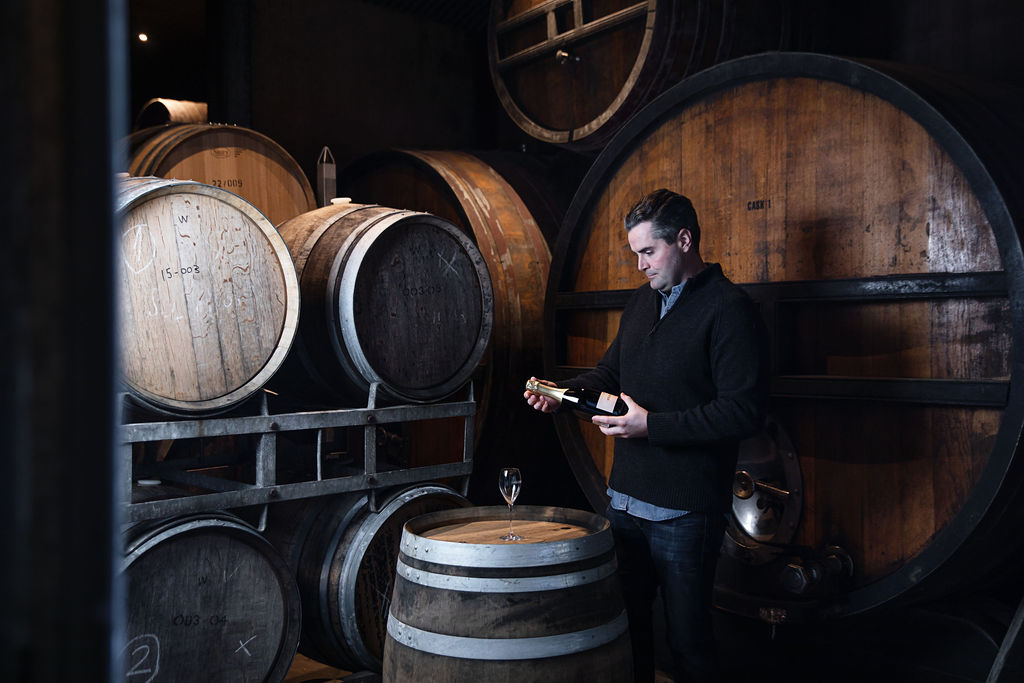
[592,393,648,438]
[524,376,560,413]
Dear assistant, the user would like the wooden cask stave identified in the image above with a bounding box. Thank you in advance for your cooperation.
[129,123,316,226]
[545,53,1024,620]
[488,0,791,150]
[263,484,471,672]
[121,512,301,682]
[382,505,632,681]
[116,177,300,415]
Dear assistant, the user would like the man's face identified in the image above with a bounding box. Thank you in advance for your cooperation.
[628,220,687,293]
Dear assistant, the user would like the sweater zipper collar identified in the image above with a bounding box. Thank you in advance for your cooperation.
[647,263,719,335]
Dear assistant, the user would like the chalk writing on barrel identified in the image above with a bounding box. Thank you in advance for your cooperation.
[123,223,155,275]
[437,251,463,280]
[236,634,257,657]
[122,633,160,683]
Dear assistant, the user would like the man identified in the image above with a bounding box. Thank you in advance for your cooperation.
[525,188,767,682]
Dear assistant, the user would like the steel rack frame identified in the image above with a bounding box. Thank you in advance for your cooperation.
[119,382,475,524]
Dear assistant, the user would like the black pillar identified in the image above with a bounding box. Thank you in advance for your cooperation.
[1,0,125,679]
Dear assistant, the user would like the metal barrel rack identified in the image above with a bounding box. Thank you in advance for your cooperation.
[119,382,476,524]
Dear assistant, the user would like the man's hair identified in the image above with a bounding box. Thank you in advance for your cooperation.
[624,188,700,249]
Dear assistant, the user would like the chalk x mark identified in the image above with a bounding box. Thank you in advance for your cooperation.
[438,251,463,280]
[236,635,256,657]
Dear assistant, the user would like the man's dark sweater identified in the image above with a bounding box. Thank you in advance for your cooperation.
[563,263,767,512]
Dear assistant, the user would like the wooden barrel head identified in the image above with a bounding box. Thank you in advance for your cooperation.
[488,0,791,149]
[350,218,486,393]
[421,517,593,546]
[129,123,316,226]
[275,202,494,405]
[117,177,300,414]
[546,53,1024,619]
[121,514,301,682]
[335,149,552,418]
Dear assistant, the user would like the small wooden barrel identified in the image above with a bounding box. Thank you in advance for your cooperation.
[488,0,791,150]
[134,97,208,129]
[116,177,300,414]
[546,53,1024,620]
[273,201,494,405]
[121,513,301,683]
[129,123,317,226]
[263,484,471,672]
[383,506,632,681]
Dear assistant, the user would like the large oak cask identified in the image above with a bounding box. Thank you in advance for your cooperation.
[263,484,471,672]
[271,200,493,406]
[545,53,1024,621]
[117,177,300,415]
[121,513,301,682]
[488,0,791,150]
[383,505,632,681]
[129,123,316,226]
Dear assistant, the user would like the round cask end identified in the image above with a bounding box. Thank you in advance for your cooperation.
[383,505,632,682]
[273,201,494,405]
[487,0,791,150]
[546,53,1024,620]
[129,123,316,226]
[116,177,300,415]
[121,513,301,683]
[263,484,471,672]
[336,149,554,423]
[134,97,208,129]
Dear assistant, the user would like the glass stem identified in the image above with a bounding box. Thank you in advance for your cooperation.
[507,502,514,537]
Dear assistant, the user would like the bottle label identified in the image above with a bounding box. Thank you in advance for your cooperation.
[596,392,618,414]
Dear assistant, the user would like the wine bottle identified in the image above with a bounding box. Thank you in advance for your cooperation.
[525,379,627,416]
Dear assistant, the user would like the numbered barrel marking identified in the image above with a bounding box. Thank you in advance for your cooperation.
[122,634,160,682]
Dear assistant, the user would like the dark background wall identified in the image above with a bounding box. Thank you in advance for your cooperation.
[127,0,525,183]
[126,0,1024,181]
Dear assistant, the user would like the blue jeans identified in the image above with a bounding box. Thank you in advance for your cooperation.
[605,506,726,683]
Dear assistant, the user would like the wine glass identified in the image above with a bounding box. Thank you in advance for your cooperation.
[498,467,523,541]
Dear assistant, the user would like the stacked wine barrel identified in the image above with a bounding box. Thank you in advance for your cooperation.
[335,149,589,502]
[271,198,495,407]
[336,150,553,418]
[263,484,472,672]
[116,176,301,416]
[121,513,303,681]
[117,129,495,680]
[128,122,317,226]
[543,52,1024,621]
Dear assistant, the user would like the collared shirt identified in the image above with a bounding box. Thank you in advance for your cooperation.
[658,280,686,319]
[608,279,690,521]
[607,487,689,521]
